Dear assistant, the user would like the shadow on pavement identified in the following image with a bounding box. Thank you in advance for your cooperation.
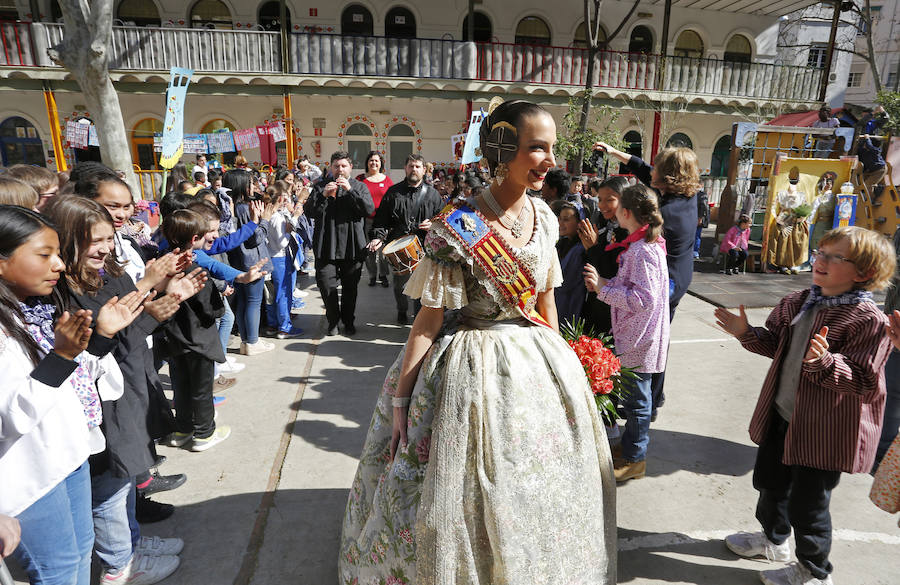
[648,428,757,478]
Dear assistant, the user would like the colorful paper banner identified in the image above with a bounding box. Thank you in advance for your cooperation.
[233,128,259,150]
[160,67,194,169]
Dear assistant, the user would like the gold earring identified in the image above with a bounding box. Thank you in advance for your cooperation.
[495,162,508,185]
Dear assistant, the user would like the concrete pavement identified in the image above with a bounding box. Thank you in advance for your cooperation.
[8,271,900,584]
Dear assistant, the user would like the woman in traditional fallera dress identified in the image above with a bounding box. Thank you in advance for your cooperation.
[339,99,616,585]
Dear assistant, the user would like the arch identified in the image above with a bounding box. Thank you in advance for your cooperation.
[131,117,162,170]
[461,11,492,42]
[201,118,237,166]
[674,29,704,59]
[117,0,161,26]
[666,131,693,150]
[724,33,753,63]
[190,0,232,30]
[50,0,62,22]
[387,123,414,170]
[385,5,415,38]
[515,16,551,46]
[623,129,643,161]
[0,116,46,167]
[0,0,17,20]
[628,25,653,54]
[710,134,731,177]
[337,114,378,169]
[257,1,291,32]
[573,20,607,49]
[346,122,373,136]
[342,3,374,36]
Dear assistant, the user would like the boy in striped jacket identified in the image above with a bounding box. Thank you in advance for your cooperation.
[714,226,895,585]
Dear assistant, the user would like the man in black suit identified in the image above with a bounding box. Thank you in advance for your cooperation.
[304,151,375,335]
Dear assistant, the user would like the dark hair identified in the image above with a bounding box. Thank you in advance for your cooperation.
[159,192,193,218]
[406,153,425,166]
[167,161,189,185]
[207,168,221,183]
[70,163,129,201]
[43,195,123,294]
[196,153,206,161]
[738,213,752,225]
[68,161,110,185]
[554,201,579,219]
[0,205,64,364]
[163,209,207,250]
[364,150,384,173]
[543,169,571,200]
[187,199,221,224]
[598,176,630,195]
[330,150,352,165]
[177,180,193,192]
[275,169,293,182]
[619,184,664,243]
[478,99,548,174]
[193,171,206,183]
[223,169,252,204]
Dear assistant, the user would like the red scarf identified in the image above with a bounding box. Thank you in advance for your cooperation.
[605,224,666,259]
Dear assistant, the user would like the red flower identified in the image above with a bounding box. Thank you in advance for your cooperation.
[568,336,620,396]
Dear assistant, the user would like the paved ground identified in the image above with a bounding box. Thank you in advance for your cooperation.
[8,269,900,585]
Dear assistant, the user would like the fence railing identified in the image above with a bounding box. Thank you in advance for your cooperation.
[9,22,822,102]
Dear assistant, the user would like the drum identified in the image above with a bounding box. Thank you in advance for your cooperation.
[382,234,424,275]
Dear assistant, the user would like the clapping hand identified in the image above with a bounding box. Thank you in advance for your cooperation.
[234,258,268,284]
[95,291,146,338]
[250,200,263,223]
[714,305,751,338]
[583,264,607,293]
[804,326,829,363]
[885,310,900,352]
[577,219,598,249]
[140,250,180,291]
[143,292,180,323]
[53,309,93,360]
[165,267,207,301]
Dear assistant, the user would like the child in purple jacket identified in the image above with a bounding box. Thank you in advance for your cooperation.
[584,184,670,483]
[720,214,752,275]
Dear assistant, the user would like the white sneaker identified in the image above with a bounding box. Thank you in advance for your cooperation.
[160,432,192,448]
[239,340,274,355]
[725,531,790,562]
[225,355,238,364]
[292,289,308,298]
[99,553,180,585]
[760,562,833,585]
[219,360,246,374]
[134,535,184,556]
[189,426,231,452]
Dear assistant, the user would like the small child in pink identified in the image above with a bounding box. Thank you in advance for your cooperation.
[720,214,751,274]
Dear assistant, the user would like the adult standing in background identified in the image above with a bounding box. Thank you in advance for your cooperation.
[811,105,840,159]
[357,151,394,288]
[368,154,442,324]
[305,151,375,336]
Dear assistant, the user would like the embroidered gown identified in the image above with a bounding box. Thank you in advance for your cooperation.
[339,196,616,585]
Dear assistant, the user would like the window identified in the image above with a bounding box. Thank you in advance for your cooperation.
[666,132,693,149]
[847,71,864,88]
[515,16,551,46]
[724,34,752,63]
[858,5,881,36]
[346,123,372,170]
[628,25,653,54]
[0,0,18,20]
[385,7,416,38]
[201,119,236,166]
[462,11,492,42]
[388,124,414,171]
[0,117,45,167]
[131,118,162,169]
[117,0,161,26]
[190,0,232,30]
[710,135,732,178]
[886,69,898,90]
[807,44,827,68]
[258,1,291,32]
[341,4,373,36]
[622,130,642,171]
[573,21,607,49]
[673,30,703,59]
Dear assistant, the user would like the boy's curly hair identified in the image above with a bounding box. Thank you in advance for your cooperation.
[652,147,701,197]
[818,226,896,291]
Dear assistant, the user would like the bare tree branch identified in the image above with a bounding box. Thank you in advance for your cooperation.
[605,0,640,45]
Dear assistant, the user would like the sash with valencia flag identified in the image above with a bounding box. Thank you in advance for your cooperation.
[435,202,552,329]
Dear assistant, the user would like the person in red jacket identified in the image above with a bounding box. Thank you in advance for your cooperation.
[714,226,895,585]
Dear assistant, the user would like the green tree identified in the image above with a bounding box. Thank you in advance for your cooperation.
[556,97,625,173]
[875,90,900,134]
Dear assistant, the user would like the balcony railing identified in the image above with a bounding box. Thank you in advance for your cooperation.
[7,22,822,102]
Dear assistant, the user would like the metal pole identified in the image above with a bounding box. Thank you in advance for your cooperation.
[283,90,295,166]
[42,82,67,172]
[818,0,841,103]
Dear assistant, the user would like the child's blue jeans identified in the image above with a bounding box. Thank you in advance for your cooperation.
[620,372,654,462]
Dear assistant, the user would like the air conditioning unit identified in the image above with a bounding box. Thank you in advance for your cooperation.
[829,73,838,81]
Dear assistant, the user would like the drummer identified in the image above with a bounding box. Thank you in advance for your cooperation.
[367,154,443,324]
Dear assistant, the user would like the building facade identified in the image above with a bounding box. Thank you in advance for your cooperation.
[0,0,826,188]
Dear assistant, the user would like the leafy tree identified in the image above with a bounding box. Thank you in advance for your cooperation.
[556,98,625,173]
[875,90,900,133]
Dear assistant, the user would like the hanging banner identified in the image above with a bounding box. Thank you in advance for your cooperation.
[233,128,259,150]
[65,120,89,149]
[270,121,287,143]
[451,133,466,161]
[460,109,485,165]
[207,131,236,153]
[257,125,277,166]
[183,134,209,154]
[88,124,99,147]
[159,66,194,169]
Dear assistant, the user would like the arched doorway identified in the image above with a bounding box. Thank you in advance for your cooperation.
[724,34,752,63]
[621,130,642,173]
[674,30,704,59]
[190,0,232,29]
[710,135,731,177]
[573,21,606,49]
[0,0,18,20]
[666,132,693,149]
[385,6,415,38]
[628,25,653,53]
[345,123,373,171]
[0,117,46,167]
[201,118,237,166]
[341,4,373,36]
[515,16,551,45]
[117,0,161,27]
[131,118,162,170]
[257,1,291,32]
[388,124,414,171]
[462,11,492,42]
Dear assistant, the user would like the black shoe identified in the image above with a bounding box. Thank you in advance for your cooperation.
[153,455,167,468]
[380,278,390,288]
[139,470,187,497]
[327,325,340,336]
[135,494,175,524]
[397,311,408,324]
[344,323,357,336]
[368,278,376,286]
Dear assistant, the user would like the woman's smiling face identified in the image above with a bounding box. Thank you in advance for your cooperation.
[504,112,557,191]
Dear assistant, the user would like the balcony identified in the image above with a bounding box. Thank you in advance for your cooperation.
[5,22,823,104]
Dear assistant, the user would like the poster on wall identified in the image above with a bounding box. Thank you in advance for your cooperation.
[451,133,465,161]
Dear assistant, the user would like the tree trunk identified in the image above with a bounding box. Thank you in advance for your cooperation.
[863,0,882,93]
[573,0,602,174]
[49,0,139,195]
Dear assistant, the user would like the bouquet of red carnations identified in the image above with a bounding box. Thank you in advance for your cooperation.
[562,319,634,421]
